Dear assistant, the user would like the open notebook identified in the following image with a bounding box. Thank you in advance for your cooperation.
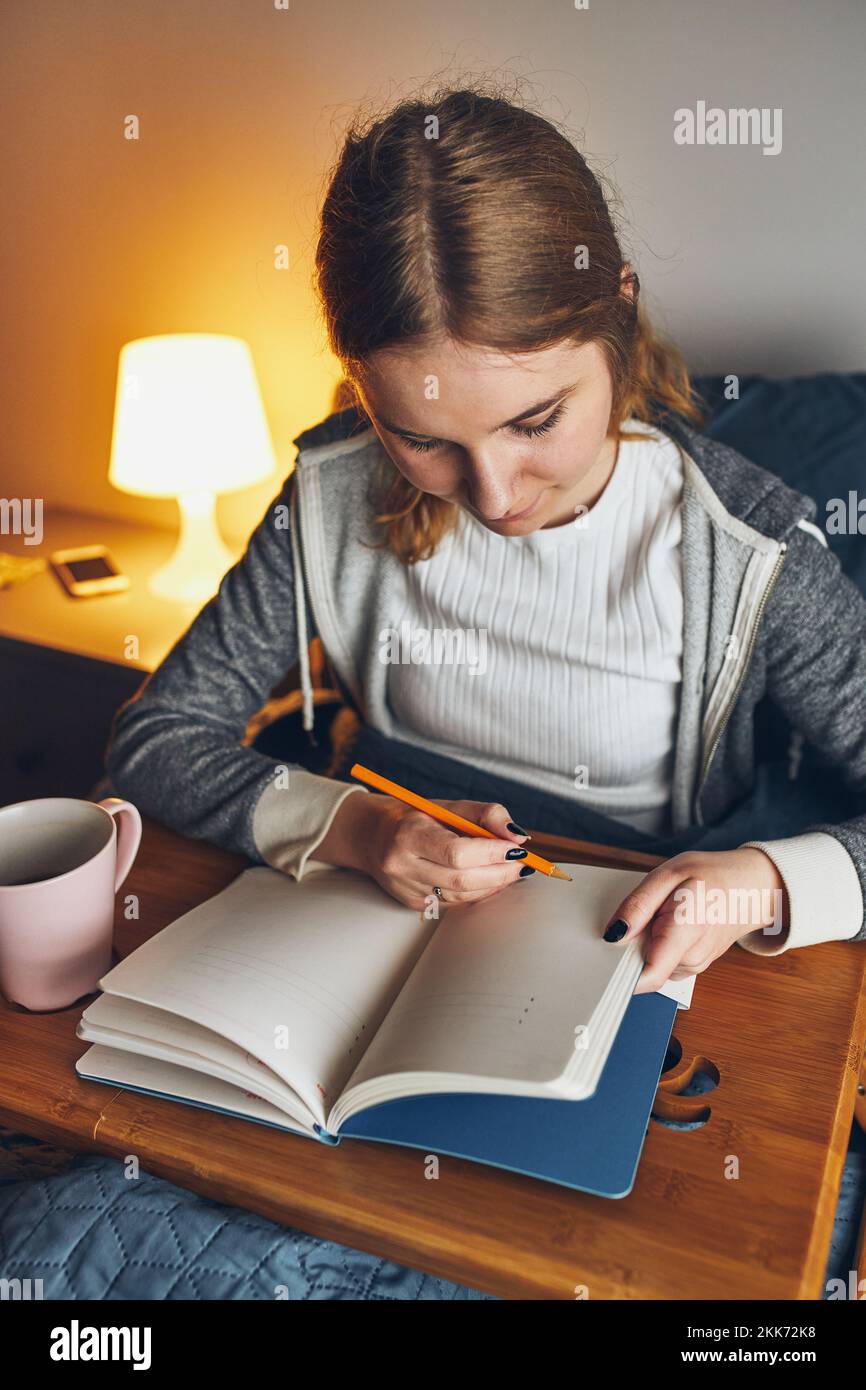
[76,862,692,1197]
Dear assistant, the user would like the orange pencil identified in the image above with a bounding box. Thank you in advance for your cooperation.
[349,763,573,881]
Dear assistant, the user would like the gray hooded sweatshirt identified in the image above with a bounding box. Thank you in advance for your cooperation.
[105,406,866,956]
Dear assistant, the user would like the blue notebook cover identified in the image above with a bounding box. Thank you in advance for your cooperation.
[334,992,677,1198]
[77,992,677,1201]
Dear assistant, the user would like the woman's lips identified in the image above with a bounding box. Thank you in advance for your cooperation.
[497,493,541,522]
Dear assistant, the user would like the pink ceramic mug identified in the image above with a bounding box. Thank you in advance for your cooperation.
[0,796,142,1011]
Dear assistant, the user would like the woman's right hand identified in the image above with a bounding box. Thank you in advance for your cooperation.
[318,789,535,910]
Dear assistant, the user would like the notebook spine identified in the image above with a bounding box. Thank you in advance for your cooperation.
[313,1124,340,1146]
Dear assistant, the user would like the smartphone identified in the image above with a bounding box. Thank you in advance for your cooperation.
[50,544,130,598]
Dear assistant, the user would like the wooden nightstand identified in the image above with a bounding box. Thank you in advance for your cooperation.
[0,508,230,805]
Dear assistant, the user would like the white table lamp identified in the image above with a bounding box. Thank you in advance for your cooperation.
[108,334,277,601]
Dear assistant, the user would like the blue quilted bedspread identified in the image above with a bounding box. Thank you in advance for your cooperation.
[0,1150,495,1300]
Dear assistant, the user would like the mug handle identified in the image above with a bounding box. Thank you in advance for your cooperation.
[97,798,143,892]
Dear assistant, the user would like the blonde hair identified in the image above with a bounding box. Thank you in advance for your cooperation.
[316,83,706,564]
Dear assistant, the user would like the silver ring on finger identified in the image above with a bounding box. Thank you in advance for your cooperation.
[433,886,444,899]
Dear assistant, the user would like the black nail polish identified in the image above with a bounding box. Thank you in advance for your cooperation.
[603,918,628,942]
[507,821,529,837]
[505,847,528,860]
[519,865,536,877]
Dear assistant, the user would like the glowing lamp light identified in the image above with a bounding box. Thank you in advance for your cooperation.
[108,334,277,601]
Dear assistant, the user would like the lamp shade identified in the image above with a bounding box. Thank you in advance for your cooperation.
[108,334,277,498]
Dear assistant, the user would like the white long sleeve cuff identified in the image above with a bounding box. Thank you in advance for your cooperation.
[252,770,370,882]
[736,832,864,955]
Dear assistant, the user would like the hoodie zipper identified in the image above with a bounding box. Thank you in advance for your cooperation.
[291,469,320,747]
[694,540,787,819]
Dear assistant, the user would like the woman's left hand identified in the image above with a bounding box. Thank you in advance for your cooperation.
[603,848,789,993]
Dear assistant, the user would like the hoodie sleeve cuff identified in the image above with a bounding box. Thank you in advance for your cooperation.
[736,832,864,955]
[251,770,370,883]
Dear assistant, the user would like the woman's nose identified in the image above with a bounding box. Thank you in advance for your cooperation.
[463,460,515,521]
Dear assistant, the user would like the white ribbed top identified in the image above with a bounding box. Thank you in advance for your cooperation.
[385,419,685,833]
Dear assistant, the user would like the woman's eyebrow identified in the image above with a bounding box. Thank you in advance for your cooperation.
[381,382,579,439]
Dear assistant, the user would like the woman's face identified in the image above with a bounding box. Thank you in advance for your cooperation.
[356,335,620,533]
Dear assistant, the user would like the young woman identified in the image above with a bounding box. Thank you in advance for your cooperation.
[106,86,866,994]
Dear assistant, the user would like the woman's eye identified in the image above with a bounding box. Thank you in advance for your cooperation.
[510,403,566,439]
[399,402,565,454]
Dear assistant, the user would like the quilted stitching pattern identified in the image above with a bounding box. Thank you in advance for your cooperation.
[0,1153,496,1300]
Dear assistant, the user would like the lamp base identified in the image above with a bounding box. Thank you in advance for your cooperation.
[149,491,236,603]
